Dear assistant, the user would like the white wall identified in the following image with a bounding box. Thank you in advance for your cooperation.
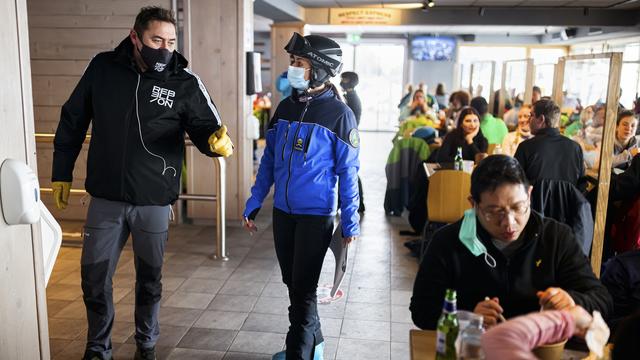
[409,59,456,94]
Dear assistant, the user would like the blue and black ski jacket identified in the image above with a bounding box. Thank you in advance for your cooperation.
[243,87,360,237]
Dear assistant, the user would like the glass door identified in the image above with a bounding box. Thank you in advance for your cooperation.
[335,40,405,131]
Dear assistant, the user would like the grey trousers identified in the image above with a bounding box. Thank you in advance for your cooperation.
[81,197,169,358]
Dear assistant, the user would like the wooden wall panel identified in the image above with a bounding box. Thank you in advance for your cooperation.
[27,0,162,16]
[270,22,304,106]
[31,60,88,75]
[29,14,134,28]
[30,28,126,60]
[32,75,81,106]
[184,0,253,221]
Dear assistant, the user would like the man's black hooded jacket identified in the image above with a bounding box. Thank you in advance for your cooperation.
[52,37,221,205]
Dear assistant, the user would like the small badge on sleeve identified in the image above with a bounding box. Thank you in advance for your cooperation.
[349,128,360,148]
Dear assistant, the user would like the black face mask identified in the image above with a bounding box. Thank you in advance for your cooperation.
[137,37,173,72]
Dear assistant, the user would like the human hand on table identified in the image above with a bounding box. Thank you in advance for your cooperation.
[567,305,593,337]
[537,287,575,311]
[474,297,504,328]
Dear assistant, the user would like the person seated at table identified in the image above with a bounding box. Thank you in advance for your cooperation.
[434,82,448,110]
[501,104,533,157]
[601,250,640,333]
[444,90,471,134]
[594,110,639,172]
[470,96,508,145]
[482,306,594,359]
[565,105,593,138]
[483,307,640,360]
[581,104,605,148]
[503,94,524,131]
[398,83,413,109]
[515,99,585,186]
[410,155,612,330]
[399,89,433,121]
[434,107,488,163]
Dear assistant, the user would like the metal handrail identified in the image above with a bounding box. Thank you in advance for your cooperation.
[35,133,227,260]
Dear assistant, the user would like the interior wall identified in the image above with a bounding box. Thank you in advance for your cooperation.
[28,0,171,221]
[410,60,456,95]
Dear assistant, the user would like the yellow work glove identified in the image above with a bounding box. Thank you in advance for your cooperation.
[208,125,234,157]
[52,181,71,210]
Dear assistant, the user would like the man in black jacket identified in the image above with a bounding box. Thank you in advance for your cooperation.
[340,71,364,212]
[514,99,585,186]
[410,155,612,330]
[51,7,233,360]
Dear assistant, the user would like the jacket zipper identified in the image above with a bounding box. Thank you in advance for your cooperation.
[303,124,316,164]
[120,75,139,198]
[281,122,291,161]
[284,101,310,212]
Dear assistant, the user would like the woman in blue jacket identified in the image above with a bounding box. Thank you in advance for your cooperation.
[243,33,360,360]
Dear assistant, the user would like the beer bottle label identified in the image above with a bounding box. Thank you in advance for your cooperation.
[442,299,457,314]
[436,330,446,354]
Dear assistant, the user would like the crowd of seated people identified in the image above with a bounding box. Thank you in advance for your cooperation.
[393,82,640,349]
[409,155,639,356]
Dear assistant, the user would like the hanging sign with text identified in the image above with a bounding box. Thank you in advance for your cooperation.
[329,8,401,26]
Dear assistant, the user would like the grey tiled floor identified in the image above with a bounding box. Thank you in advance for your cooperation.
[47,132,419,359]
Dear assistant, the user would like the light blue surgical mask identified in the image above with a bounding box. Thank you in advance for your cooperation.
[287,65,310,90]
[459,208,497,268]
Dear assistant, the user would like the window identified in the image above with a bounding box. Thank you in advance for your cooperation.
[530,48,566,65]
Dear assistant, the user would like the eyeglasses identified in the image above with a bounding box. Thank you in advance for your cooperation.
[477,200,530,222]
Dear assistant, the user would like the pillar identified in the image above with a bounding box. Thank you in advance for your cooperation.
[183,0,253,221]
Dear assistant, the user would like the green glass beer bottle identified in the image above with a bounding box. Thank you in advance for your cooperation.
[435,288,459,360]
[454,147,463,171]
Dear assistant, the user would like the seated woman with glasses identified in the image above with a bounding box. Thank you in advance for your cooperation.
[410,155,612,330]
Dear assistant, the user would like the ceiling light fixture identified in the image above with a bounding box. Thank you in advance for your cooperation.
[380,3,423,9]
[421,0,434,10]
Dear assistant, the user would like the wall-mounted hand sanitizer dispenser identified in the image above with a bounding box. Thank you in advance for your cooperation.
[1,158,41,225]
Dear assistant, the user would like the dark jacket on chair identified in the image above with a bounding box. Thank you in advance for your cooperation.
[601,250,640,331]
[531,179,594,256]
[410,211,612,330]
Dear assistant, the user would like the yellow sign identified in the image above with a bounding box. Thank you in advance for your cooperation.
[330,8,401,26]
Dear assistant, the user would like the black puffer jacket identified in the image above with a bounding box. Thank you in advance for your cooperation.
[52,37,221,205]
[410,211,612,330]
[531,179,594,256]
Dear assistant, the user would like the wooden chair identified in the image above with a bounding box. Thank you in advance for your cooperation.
[420,170,472,261]
[487,143,497,155]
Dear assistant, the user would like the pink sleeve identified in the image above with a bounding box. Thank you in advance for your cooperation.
[481,311,575,360]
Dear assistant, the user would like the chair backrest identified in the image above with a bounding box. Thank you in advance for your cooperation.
[487,143,496,155]
[427,170,472,223]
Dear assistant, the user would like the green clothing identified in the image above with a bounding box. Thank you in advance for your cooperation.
[480,114,508,145]
[564,121,582,138]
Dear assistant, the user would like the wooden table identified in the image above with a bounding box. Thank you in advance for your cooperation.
[409,329,589,360]
[409,330,436,360]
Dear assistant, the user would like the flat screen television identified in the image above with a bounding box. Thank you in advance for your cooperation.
[410,36,456,61]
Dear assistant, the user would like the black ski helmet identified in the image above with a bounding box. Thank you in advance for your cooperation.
[284,32,343,88]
